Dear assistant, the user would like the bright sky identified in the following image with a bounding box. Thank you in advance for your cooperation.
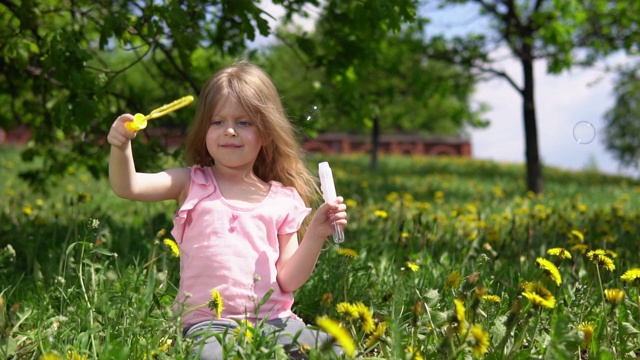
[423,3,636,177]
[255,1,637,177]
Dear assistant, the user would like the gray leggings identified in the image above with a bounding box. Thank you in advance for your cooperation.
[184,317,344,359]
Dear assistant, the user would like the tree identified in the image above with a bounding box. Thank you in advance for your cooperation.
[1,0,421,189]
[285,1,487,169]
[425,0,640,193]
[603,65,640,171]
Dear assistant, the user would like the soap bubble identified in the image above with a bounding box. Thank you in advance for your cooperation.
[304,105,318,121]
[573,121,596,145]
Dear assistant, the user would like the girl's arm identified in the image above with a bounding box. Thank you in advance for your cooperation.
[107,114,190,203]
[276,197,347,293]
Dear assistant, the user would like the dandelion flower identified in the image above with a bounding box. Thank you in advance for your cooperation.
[338,302,374,334]
[234,319,254,342]
[39,353,62,360]
[374,210,388,218]
[571,244,589,253]
[158,338,172,352]
[467,324,490,358]
[547,247,572,260]
[444,270,462,290]
[338,248,358,258]
[587,250,616,272]
[364,322,387,348]
[522,282,556,309]
[406,261,419,272]
[66,351,88,360]
[321,293,333,307]
[354,302,375,334]
[604,288,625,305]
[620,268,640,285]
[536,257,562,286]
[23,205,33,216]
[482,295,501,303]
[207,289,224,318]
[586,249,606,260]
[578,322,594,348]
[336,302,359,320]
[163,239,180,257]
[569,229,584,242]
[453,298,467,335]
[316,316,355,357]
[405,345,424,360]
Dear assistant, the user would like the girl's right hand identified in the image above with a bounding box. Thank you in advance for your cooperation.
[107,114,137,150]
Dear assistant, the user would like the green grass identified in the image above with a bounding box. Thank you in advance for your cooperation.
[2,146,640,359]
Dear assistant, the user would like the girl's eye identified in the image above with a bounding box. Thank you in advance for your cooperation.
[211,120,223,126]
[238,120,252,126]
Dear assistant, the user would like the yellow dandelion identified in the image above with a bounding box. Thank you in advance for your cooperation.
[586,249,606,260]
[77,192,91,203]
[406,261,419,272]
[374,210,388,218]
[338,248,358,258]
[66,352,88,360]
[577,322,594,348]
[405,345,424,360]
[207,289,224,318]
[620,268,640,285]
[316,316,355,357]
[345,199,357,208]
[444,270,462,290]
[39,353,62,360]
[336,302,358,320]
[587,251,615,272]
[364,322,387,348]
[163,239,180,257]
[604,288,625,305]
[157,337,172,352]
[522,282,556,309]
[453,298,467,331]
[547,247,572,260]
[482,295,501,303]
[569,229,584,242]
[536,257,562,286]
[571,244,589,253]
[321,293,334,307]
[354,302,375,334]
[467,324,490,358]
[23,205,33,216]
[234,319,254,342]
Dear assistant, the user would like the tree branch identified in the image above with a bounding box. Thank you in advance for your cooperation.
[475,64,523,95]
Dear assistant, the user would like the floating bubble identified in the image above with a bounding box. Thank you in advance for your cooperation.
[304,105,318,121]
[573,121,596,144]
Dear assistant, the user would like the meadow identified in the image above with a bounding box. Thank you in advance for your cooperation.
[1,146,640,359]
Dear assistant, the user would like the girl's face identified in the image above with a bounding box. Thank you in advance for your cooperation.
[206,97,263,172]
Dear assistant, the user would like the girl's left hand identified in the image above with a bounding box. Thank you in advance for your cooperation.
[310,196,347,240]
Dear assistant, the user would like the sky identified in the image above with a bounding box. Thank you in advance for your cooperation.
[254,1,638,177]
[423,3,637,177]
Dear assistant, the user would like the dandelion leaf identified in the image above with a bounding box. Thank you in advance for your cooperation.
[490,315,506,343]
[620,322,640,336]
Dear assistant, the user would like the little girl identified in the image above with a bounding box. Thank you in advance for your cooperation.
[107,61,347,359]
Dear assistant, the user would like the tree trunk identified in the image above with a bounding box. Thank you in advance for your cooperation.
[371,116,379,171]
[521,55,544,194]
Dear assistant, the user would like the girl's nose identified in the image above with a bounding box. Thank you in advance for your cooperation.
[225,127,237,136]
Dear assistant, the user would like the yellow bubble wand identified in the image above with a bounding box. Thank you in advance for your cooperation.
[125,95,195,132]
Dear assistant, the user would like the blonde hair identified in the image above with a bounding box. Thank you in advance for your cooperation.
[184,60,320,207]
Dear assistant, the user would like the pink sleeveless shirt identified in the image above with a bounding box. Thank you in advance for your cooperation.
[171,166,311,327]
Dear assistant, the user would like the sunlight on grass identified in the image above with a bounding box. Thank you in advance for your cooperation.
[2,148,640,359]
